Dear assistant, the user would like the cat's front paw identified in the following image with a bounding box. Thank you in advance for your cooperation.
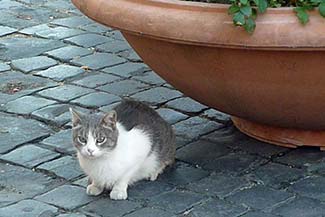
[110,188,128,200]
[86,184,103,196]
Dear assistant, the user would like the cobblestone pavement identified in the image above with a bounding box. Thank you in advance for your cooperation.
[1,0,325,217]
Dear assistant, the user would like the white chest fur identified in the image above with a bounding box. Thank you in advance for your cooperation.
[78,123,160,188]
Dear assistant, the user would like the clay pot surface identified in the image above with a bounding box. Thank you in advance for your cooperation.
[72,0,325,131]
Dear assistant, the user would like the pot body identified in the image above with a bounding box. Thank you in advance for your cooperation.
[72,0,325,130]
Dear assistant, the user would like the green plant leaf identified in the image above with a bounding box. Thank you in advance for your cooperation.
[310,0,322,4]
[253,0,259,6]
[233,12,246,26]
[228,5,240,14]
[319,2,325,17]
[240,0,248,5]
[243,17,256,33]
[252,8,258,19]
[294,7,309,24]
[258,0,268,13]
[240,5,252,16]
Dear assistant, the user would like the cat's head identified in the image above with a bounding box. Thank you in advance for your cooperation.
[69,108,119,158]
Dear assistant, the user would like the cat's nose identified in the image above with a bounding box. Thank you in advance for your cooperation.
[87,148,94,155]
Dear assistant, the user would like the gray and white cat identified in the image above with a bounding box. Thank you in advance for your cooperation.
[70,99,175,200]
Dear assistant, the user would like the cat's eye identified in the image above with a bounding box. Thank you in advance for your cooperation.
[78,136,87,144]
[96,137,106,144]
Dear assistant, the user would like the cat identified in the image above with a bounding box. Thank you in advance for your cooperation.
[70,99,175,200]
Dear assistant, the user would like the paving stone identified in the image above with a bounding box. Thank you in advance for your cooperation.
[35,185,93,210]
[128,180,174,200]
[176,140,230,166]
[0,63,10,72]
[109,30,125,41]
[21,24,84,39]
[3,96,56,114]
[201,152,264,174]
[45,46,92,61]
[0,199,58,217]
[65,33,110,48]
[0,71,57,105]
[272,196,325,217]
[71,53,126,70]
[0,11,38,29]
[159,162,210,186]
[0,25,16,36]
[156,108,188,124]
[37,85,94,102]
[98,79,149,96]
[80,23,111,33]
[81,198,141,217]
[251,162,304,189]
[73,176,88,188]
[72,72,121,88]
[188,198,247,217]
[96,40,131,53]
[133,71,166,85]
[276,147,325,168]
[0,36,64,61]
[118,49,143,62]
[38,156,83,180]
[0,0,24,10]
[226,185,293,211]
[201,109,231,123]
[42,0,76,10]
[166,97,208,113]
[99,102,120,113]
[71,92,121,108]
[241,211,278,217]
[0,113,52,153]
[32,104,88,126]
[102,62,149,78]
[0,162,63,207]
[41,129,75,154]
[173,117,223,140]
[202,125,248,145]
[0,144,60,168]
[11,56,57,73]
[131,87,182,105]
[35,65,85,81]
[51,16,93,28]
[289,176,325,201]
[124,207,175,217]
[148,190,206,214]
[186,173,253,198]
[57,213,87,217]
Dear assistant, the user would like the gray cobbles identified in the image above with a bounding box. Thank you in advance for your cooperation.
[128,180,175,200]
[35,185,94,210]
[45,46,92,61]
[37,156,83,180]
[41,129,75,154]
[71,92,120,108]
[124,207,175,217]
[3,95,56,114]
[132,71,166,85]
[0,113,52,153]
[202,108,231,123]
[81,199,141,217]
[96,40,131,53]
[0,199,58,217]
[65,33,110,48]
[11,56,57,73]
[0,62,10,72]
[51,16,93,28]
[71,53,126,70]
[72,72,120,88]
[0,144,60,168]
[0,25,16,37]
[131,86,182,105]
[35,65,85,81]
[289,176,325,201]
[102,62,149,78]
[166,97,208,113]
[37,85,94,102]
[98,79,149,96]
[156,108,188,124]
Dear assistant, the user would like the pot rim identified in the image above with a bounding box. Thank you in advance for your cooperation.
[72,0,325,50]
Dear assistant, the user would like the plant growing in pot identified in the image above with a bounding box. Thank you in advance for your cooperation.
[72,0,325,150]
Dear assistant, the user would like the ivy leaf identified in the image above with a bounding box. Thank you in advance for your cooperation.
[319,2,325,17]
[240,5,253,16]
[240,0,248,5]
[253,0,259,6]
[252,8,258,19]
[294,7,309,24]
[243,17,256,33]
[228,5,240,14]
[233,12,246,26]
[258,0,268,13]
[310,0,322,4]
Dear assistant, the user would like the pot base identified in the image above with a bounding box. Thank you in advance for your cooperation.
[232,117,325,150]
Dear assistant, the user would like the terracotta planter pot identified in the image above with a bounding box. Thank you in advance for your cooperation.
[71,0,325,149]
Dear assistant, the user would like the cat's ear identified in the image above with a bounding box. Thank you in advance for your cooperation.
[101,110,117,129]
[69,108,82,128]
